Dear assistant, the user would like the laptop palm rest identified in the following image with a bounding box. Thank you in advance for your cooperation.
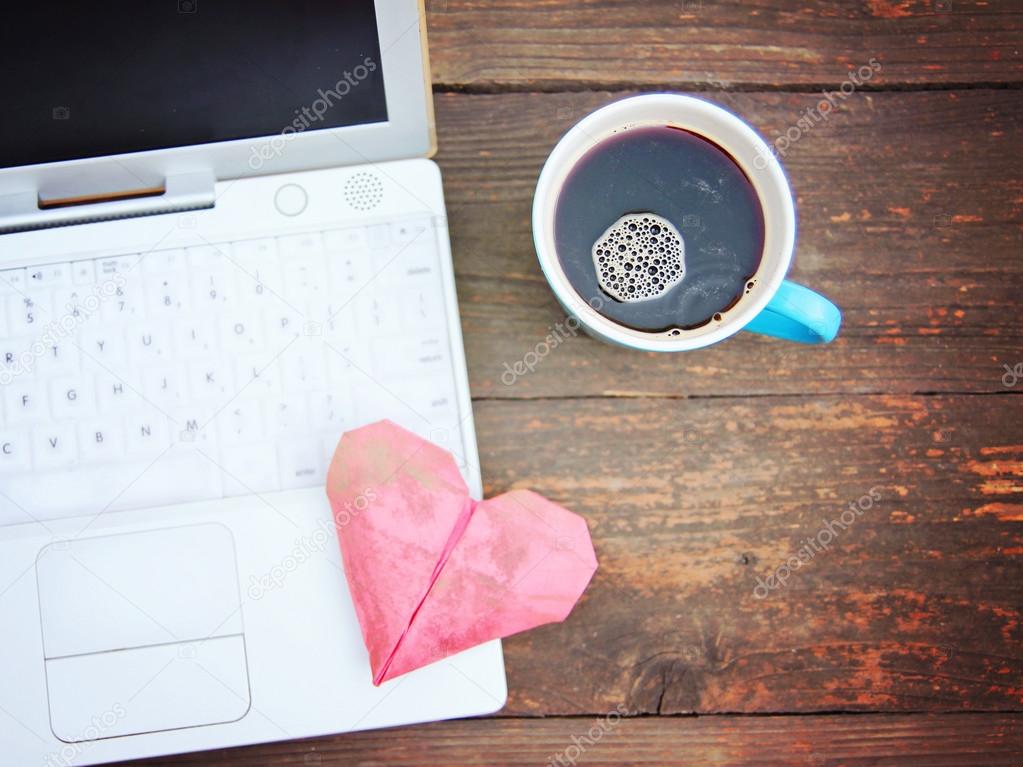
[35,524,250,741]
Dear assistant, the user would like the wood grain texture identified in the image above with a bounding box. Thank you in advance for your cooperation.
[467,395,1023,714]
[123,713,1023,767]
[425,0,1023,88]
[431,90,1023,398]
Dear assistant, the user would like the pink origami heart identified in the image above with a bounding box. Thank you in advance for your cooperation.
[326,420,598,685]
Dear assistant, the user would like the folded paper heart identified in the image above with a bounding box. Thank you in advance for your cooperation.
[326,420,598,685]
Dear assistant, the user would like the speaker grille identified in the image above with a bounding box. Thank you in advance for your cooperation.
[344,171,384,212]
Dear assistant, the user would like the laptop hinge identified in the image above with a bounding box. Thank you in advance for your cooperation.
[0,170,216,235]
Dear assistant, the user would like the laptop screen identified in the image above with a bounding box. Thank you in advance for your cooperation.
[0,1,388,169]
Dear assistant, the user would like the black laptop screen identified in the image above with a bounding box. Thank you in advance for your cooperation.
[0,0,389,169]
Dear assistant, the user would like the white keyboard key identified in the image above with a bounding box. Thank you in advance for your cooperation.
[391,382,460,430]
[142,367,188,409]
[174,321,219,358]
[142,248,187,273]
[0,455,224,523]
[266,307,302,348]
[7,292,51,332]
[186,244,230,270]
[373,334,451,380]
[127,322,174,364]
[145,269,190,315]
[96,255,141,277]
[124,416,171,458]
[281,249,328,313]
[100,270,146,321]
[27,263,72,289]
[265,398,308,434]
[277,439,325,490]
[220,442,280,497]
[53,287,95,324]
[35,339,81,376]
[79,326,127,367]
[354,295,401,335]
[326,250,372,304]
[172,410,219,452]
[191,270,235,311]
[324,342,371,383]
[283,345,327,391]
[310,391,353,449]
[32,426,77,470]
[0,268,27,295]
[237,262,284,308]
[71,260,96,285]
[188,360,236,401]
[235,356,283,398]
[220,314,266,355]
[0,431,32,473]
[324,226,369,254]
[212,400,264,445]
[190,255,236,311]
[392,218,431,246]
[0,338,33,380]
[400,287,445,326]
[77,420,125,463]
[3,383,45,425]
[367,223,391,250]
[322,433,344,462]
[278,232,324,260]
[233,238,277,264]
[95,371,139,412]
[51,377,96,420]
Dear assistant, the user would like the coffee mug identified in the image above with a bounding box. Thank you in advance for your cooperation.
[532,94,841,351]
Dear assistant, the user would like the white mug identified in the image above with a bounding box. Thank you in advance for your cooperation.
[532,94,840,352]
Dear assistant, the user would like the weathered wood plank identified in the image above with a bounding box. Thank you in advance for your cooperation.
[431,90,1023,397]
[425,0,1023,88]
[124,713,1023,766]
[463,395,1023,715]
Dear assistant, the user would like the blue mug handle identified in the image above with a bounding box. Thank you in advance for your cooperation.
[742,280,841,344]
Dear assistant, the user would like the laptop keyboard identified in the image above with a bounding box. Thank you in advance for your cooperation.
[0,216,467,526]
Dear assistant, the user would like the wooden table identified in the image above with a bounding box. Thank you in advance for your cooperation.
[133,2,1023,764]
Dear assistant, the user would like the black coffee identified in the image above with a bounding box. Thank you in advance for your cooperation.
[554,125,765,332]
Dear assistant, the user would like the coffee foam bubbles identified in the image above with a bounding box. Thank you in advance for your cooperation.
[591,213,685,302]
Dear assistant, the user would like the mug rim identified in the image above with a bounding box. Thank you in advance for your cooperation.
[532,93,796,352]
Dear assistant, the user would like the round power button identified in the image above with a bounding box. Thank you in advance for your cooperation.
[274,183,308,217]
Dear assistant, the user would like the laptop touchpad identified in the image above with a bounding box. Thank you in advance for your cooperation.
[36,524,250,741]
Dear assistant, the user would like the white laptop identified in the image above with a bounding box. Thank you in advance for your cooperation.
[0,2,507,764]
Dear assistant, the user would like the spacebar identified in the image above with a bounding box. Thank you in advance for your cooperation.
[0,454,225,527]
